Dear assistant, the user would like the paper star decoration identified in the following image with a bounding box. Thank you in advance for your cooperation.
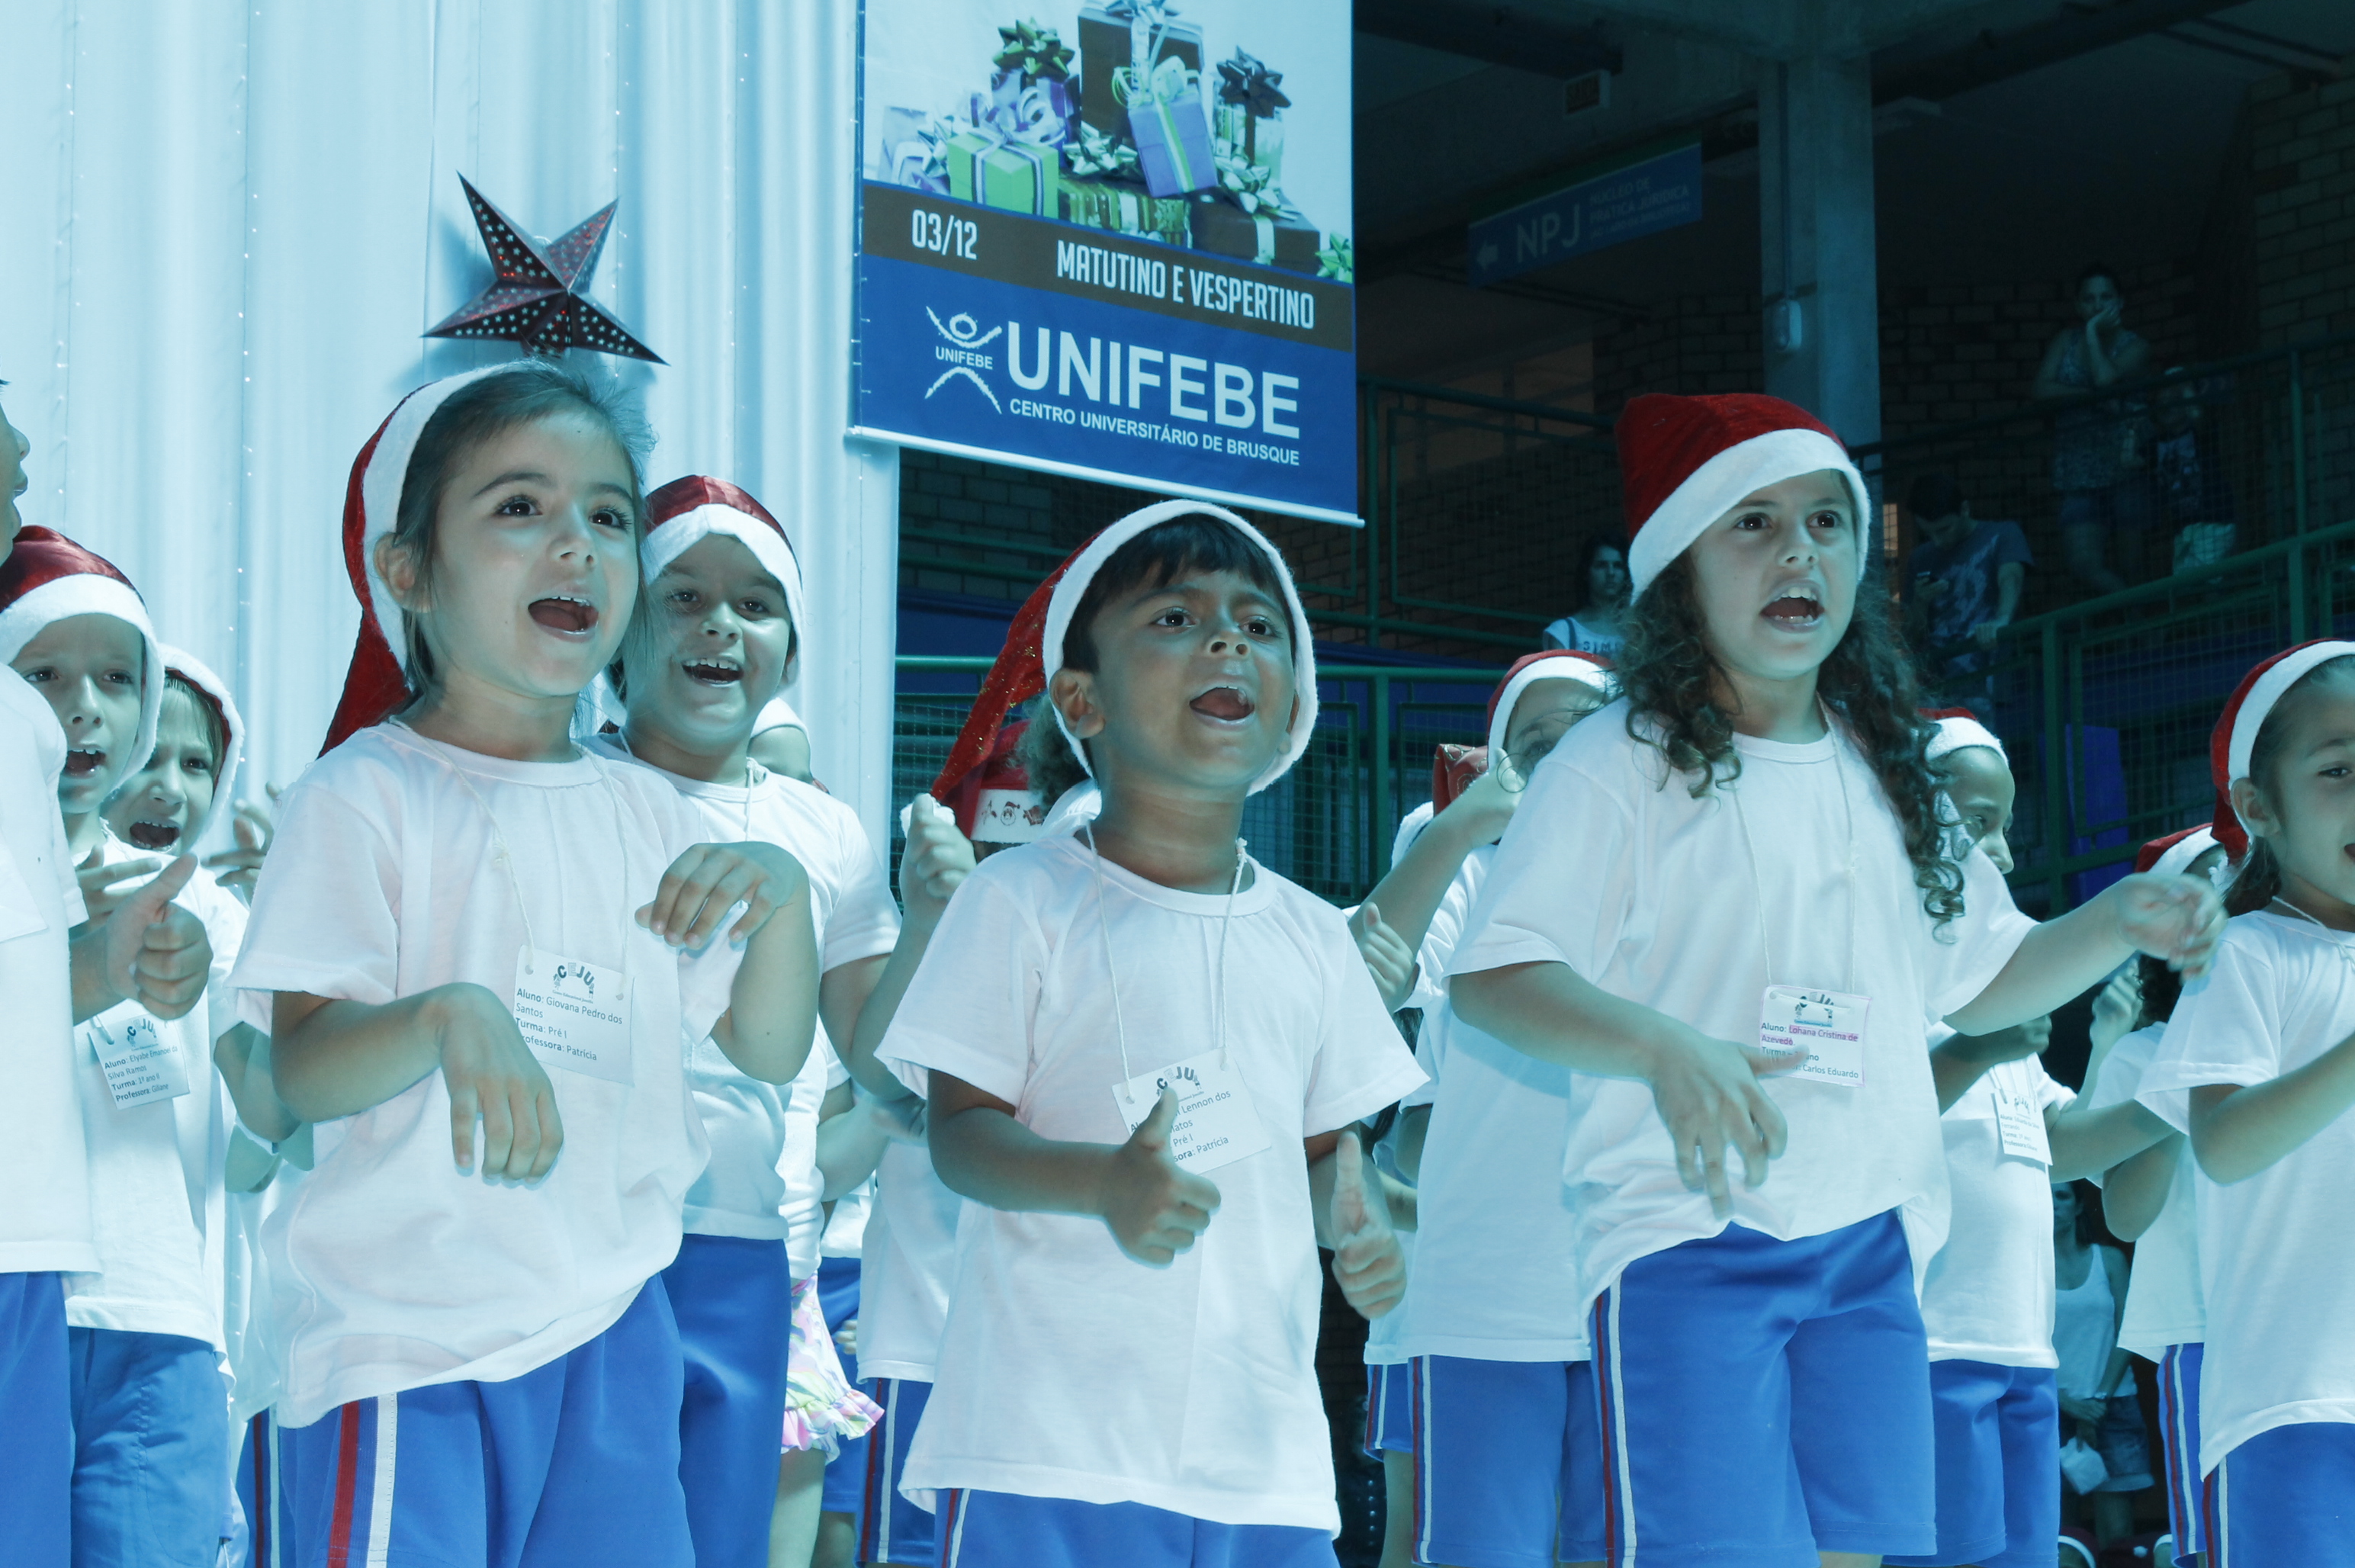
[425,175,664,363]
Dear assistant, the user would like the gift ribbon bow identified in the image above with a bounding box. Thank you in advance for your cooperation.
[1215,50,1290,117]
[993,19,1073,82]
[988,81,1069,147]
[1317,234,1354,283]
[1066,121,1141,180]
[892,114,966,188]
[1213,148,1280,215]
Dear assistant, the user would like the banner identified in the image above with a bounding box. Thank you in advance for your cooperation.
[1467,141,1701,289]
[853,2,1357,524]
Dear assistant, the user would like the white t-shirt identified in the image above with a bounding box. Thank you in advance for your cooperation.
[1918,1051,2073,1367]
[1541,615,1624,660]
[229,725,741,1428]
[1396,844,1592,1364]
[63,841,246,1348]
[1449,705,2035,1311]
[880,833,1426,1530]
[821,1176,873,1258]
[0,669,96,1275]
[590,743,899,1255]
[856,1138,965,1383]
[2141,908,2355,1473]
[2086,1024,2201,1359]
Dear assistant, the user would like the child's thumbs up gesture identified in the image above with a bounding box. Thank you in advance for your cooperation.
[1100,1087,1220,1268]
[94,853,213,1020]
[1322,1129,1407,1320]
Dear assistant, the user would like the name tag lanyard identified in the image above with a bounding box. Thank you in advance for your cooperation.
[1084,822,1245,1106]
[382,725,632,979]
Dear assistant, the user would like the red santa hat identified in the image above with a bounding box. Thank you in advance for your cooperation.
[1485,649,1614,763]
[1614,393,1870,596]
[1923,707,2006,764]
[2209,638,2355,855]
[930,498,1317,806]
[324,363,519,753]
[0,526,165,772]
[641,476,808,705]
[154,644,246,847]
[944,720,1046,844]
[2135,825,2221,882]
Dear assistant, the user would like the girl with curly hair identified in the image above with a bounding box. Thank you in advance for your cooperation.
[1450,392,2223,1565]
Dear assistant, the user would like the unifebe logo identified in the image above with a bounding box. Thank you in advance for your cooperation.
[926,308,1003,412]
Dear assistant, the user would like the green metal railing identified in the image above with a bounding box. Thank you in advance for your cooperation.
[893,656,1504,904]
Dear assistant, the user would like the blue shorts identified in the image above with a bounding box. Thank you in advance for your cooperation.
[817,1258,866,1517]
[276,1277,692,1568]
[860,1378,937,1565]
[934,1490,1335,1568]
[2210,1421,2355,1565]
[664,1234,794,1568]
[2155,1343,2204,1568]
[1884,1360,2058,1568]
[69,1326,233,1567]
[1408,1356,1604,1568]
[1361,1362,1412,1459]
[1592,1212,1936,1566]
[0,1272,72,1566]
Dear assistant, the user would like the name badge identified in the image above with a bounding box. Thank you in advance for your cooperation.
[1112,1049,1271,1174]
[1991,1068,2051,1165]
[87,1014,189,1109]
[512,949,633,1084]
[1758,985,1869,1088]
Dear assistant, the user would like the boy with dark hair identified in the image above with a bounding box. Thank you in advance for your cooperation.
[1905,473,2033,705]
[879,500,1424,1566]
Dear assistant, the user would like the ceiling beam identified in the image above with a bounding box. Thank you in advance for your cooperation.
[1875,0,2254,103]
[1353,0,1622,79]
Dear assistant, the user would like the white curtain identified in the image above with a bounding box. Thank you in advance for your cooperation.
[0,0,902,850]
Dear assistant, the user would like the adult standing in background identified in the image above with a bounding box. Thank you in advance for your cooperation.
[1540,535,1629,658]
[1905,473,2032,715]
[2035,264,2154,598]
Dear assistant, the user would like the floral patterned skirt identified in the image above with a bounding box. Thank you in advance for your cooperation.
[782,1270,882,1456]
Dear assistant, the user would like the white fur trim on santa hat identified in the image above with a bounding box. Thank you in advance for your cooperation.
[1926,715,2005,764]
[0,574,165,775]
[1486,656,1615,765]
[642,503,808,702]
[754,695,805,737]
[1042,500,1318,795]
[1039,779,1103,838]
[1627,427,1868,596]
[2151,826,2220,883]
[156,645,246,848]
[2228,640,2355,782]
[358,364,516,667]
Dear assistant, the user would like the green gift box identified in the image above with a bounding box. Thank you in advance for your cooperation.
[946,131,1059,217]
[1213,101,1284,184]
[1078,5,1201,143]
[1187,193,1319,273]
[1061,173,1190,244]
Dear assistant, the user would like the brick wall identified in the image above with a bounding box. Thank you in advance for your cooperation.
[2245,69,2355,346]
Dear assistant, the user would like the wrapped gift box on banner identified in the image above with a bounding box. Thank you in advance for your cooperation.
[1213,49,1289,181]
[1062,174,1192,244]
[1188,191,1319,272]
[1078,3,1202,142]
[988,19,1078,148]
[946,130,1060,217]
[1122,54,1218,198]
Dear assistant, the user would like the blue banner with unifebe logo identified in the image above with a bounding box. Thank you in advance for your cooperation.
[853,0,1357,524]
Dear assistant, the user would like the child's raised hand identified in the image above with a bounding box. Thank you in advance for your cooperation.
[1098,1087,1219,1268]
[79,854,166,926]
[901,794,976,926]
[205,784,281,901]
[1643,1027,1796,1218]
[2089,966,2141,1058]
[1347,901,1418,1011]
[1327,1129,1406,1319]
[639,841,809,949]
[1444,764,1523,842]
[429,983,563,1180]
[100,855,212,1020]
[2109,872,2225,980]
